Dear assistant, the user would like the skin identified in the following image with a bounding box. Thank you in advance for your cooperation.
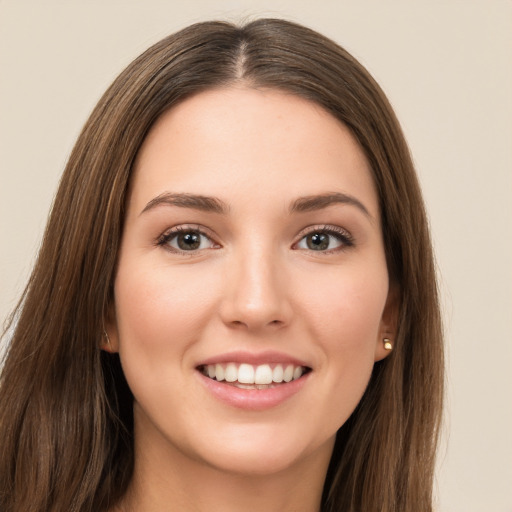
[106,87,396,512]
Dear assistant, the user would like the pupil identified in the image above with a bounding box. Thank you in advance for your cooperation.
[308,233,329,250]
[178,232,200,250]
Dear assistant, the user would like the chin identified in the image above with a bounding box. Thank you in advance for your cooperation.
[202,448,307,477]
[186,424,334,477]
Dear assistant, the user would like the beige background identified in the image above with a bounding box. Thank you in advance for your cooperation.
[1,1,511,510]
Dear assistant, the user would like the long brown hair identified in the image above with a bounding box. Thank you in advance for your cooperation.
[0,19,443,511]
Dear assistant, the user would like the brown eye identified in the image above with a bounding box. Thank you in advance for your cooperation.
[176,232,201,250]
[161,229,216,252]
[306,233,330,250]
[295,229,349,252]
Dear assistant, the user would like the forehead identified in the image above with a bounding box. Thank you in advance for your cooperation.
[129,87,378,218]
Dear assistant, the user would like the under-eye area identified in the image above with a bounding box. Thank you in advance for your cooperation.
[198,363,312,389]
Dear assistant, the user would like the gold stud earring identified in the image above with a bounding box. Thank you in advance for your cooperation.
[383,338,393,350]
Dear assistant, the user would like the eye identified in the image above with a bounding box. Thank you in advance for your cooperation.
[294,226,353,252]
[157,227,218,252]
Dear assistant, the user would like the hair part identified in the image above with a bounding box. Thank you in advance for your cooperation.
[0,19,443,512]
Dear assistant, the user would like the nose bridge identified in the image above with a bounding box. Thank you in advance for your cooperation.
[221,237,291,330]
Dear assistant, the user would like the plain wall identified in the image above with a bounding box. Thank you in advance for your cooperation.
[1,1,511,510]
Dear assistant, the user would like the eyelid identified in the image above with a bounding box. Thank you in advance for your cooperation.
[156,224,221,253]
[292,224,354,252]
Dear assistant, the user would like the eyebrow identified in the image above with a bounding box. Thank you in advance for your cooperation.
[140,191,371,219]
[140,192,229,216]
[290,192,371,218]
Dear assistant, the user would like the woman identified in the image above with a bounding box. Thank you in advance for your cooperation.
[0,18,443,512]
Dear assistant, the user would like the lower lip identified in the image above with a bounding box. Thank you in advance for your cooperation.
[197,371,310,411]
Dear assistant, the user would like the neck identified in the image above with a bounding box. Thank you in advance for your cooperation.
[116,424,333,512]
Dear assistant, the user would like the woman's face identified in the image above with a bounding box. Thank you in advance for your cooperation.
[109,87,395,476]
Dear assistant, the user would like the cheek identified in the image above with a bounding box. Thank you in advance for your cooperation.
[112,262,222,423]
[113,262,219,365]
[299,262,388,346]
[299,266,387,430]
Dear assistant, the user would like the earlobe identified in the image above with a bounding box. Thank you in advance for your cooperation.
[374,336,393,361]
[101,304,120,353]
[374,283,400,362]
[100,329,118,353]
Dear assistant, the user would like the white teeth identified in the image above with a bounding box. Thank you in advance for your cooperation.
[215,364,225,382]
[235,383,275,390]
[283,364,294,382]
[225,363,237,382]
[254,364,273,385]
[203,362,307,385]
[272,365,284,383]
[238,364,254,384]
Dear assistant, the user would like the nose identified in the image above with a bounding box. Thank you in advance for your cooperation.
[219,245,293,331]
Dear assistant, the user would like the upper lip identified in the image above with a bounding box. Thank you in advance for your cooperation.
[196,350,312,369]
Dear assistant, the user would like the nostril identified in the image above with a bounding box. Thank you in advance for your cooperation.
[228,319,282,328]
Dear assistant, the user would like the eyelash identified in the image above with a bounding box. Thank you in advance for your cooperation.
[156,225,219,254]
[156,224,354,254]
[293,225,355,253]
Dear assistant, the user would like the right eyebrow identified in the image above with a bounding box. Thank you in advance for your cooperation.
[139,192,229,216]
[290,192,372,219]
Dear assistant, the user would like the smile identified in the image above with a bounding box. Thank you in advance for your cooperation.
[199,362,309,389]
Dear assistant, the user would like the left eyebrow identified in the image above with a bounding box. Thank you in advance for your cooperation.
[289,192,372,218]
[140,192,229,216]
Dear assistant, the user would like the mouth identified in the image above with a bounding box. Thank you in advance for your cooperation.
[197,362,311,390]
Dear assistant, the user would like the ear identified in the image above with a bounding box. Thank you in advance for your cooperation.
[100,302,120,354]
[374,283,400,362]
